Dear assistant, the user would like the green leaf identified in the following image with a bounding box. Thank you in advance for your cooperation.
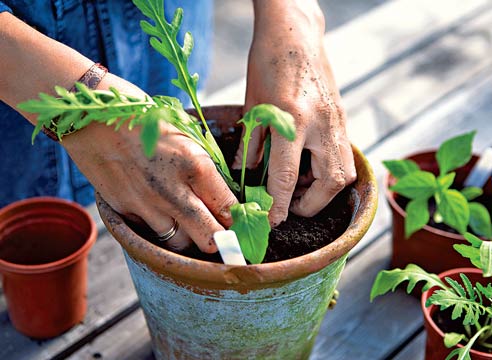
[438,173,456,191]
[444,332,466,348]
[444,326,490,360]
[230,202,271,264]
[469,202,492,239]
[389,171,437,199]
[383,159,420,179]
[245,186,273,211]
[140,109,160,157]
[461,187,483,201]
[464,232,483,247]
[404,198,430,238]
[241,104,296,141]
[453,244,481,269]
[436,131,475,176]
[438,189,470,234]
[480,241,492,277]
[370,264,445,301]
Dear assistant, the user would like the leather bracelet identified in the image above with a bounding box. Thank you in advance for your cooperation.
[42,63,108,141]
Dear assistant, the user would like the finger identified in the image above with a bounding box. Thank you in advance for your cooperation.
[339,135,357,184]
[188,159,239,228]
[144,213,193,252]
[290,145,346,217]
[232,125,267,170]
[267,131,305,226]
[171,191,227,253]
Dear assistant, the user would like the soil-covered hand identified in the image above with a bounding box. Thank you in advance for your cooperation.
[236,0,357,226]
[62,75,237,253]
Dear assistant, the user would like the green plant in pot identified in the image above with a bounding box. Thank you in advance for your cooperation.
[384,131,492,275]
[17,0,378,358]
[371,232,492,359]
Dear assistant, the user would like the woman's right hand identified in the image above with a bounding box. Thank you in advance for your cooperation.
[59,74,238,253]
[63,119,238,253]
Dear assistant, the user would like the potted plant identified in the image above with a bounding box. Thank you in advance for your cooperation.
[17,0,378,357]
[384,132,492,275]
[371,232,492,360]
[0,197,96,339]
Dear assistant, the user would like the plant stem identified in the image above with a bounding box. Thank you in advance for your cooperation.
[240,128,252,203]
[260,158,269,186]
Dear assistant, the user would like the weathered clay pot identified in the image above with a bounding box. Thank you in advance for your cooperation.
[97,106,378,359]
[388,151,492,275]
[422,268,492,360]
[0,197,96,339]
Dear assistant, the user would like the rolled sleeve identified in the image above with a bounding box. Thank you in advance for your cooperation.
[0,2,12,13]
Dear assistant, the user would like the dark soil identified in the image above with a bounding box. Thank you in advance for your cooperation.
[395,191,492,236]
[432,308,492,354]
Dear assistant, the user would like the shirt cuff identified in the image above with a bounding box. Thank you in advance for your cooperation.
[0,2,12,14]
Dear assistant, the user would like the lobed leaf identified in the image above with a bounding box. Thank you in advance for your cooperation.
[370,264,445,301]
[436,131,475,176]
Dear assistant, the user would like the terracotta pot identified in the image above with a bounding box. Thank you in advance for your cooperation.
[422,268,492,360]
[388,151,492,275]
[0,197,97,339]
[97,106,378,359]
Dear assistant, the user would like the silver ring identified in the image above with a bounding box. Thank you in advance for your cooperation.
[156,218,179,242]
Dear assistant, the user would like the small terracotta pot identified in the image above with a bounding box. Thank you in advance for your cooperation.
[97,106,378,359]
[422,268,492,360]
[0,197,97,339]
[387,151,492,275]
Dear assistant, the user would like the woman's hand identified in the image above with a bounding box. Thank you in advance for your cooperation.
[236,0,356,226]
[62,74,238,253]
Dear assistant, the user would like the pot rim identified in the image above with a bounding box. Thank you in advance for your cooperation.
[0,196,97,274]
[385,150,479,241]
[97,105,378,287]
[421,267,491,357]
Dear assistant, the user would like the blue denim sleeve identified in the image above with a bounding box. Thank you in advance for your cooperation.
[0,1,12,13]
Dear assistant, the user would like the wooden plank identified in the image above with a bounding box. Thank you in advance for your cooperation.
[203,0,490,105]
[392,331,426,360]
[310,233,422,359]
[68,309,152,360]
[351,68,492,257]
[345,8,492,150]
[0,219,138,359]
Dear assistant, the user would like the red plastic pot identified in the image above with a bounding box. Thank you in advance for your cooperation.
[387,151,492,275]
[0,197,96,339]
[422,268,492,360]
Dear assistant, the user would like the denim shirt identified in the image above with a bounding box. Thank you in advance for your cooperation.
[0,0,213,207]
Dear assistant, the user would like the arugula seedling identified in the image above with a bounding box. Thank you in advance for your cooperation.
[18,0,297,264]
[371,233,492,360]
[384,131,492,239]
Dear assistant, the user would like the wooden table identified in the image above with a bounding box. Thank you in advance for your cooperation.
[1,0,492,358]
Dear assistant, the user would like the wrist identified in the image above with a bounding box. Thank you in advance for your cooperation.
[253,0,325,38]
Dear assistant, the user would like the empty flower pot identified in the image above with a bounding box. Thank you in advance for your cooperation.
[0,197,97,339]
